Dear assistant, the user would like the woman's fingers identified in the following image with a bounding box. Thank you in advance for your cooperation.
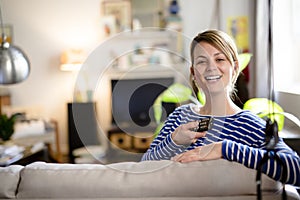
[194,131,206,138]
[191,131,206,143]
[186,121,199,131]
[171,142,223,163]
[172,121,207,145]
[172,147,201,162]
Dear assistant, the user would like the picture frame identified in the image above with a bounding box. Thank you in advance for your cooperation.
[0,25,13,43]
[102,0,132,33]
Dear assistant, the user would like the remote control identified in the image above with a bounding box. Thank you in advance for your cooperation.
[197,117,213,132]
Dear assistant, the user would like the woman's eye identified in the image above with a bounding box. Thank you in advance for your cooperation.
[216,58,225,62]
[196,60,207,65]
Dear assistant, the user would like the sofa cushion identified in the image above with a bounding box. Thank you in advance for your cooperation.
[17,159,280,199]
[0,165,24,198]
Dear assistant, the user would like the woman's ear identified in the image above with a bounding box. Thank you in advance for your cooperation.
[234,60,239,71]
[234,60,240,71]
[232,61,239,77]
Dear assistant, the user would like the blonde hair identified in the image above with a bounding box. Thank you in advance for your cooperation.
[190,29,240,95]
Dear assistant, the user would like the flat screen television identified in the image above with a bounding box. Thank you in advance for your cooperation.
[111,77,176,131]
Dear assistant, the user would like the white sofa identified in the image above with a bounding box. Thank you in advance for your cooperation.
[0,159,299,199]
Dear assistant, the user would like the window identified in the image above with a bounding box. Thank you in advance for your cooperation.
[273,0,300,94]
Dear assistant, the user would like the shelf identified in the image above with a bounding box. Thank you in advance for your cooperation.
[114,29,178,40]
[107,126,154,155]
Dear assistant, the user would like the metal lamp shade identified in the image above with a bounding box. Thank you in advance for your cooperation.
[0,43,30,84]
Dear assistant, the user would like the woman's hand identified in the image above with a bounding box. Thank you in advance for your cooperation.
[171,142,223,163]
[171,121,206,146]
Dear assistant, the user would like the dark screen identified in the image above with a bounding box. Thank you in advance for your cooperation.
[111,77,176,129]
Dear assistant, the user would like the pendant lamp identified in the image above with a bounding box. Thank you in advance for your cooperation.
[0,4,30,85]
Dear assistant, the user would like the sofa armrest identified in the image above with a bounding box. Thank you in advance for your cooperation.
[0,165,23,199]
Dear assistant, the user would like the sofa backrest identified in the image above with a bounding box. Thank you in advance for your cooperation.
[15,159,282,199]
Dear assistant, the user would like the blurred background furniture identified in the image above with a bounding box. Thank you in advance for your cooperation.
[0,119,62,166]
[67,102,104,164]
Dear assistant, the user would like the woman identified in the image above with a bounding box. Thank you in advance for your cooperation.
[141,29,300,186]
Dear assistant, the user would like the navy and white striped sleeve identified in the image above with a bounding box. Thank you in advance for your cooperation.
[141,134,186,160]
[222,139,300,186]
[141,106,188,161]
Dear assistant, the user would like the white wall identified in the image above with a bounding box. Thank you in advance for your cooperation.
[0,0,103,153]
[0,0,253,154]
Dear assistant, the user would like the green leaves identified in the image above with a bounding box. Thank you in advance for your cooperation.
[0,114,17,141]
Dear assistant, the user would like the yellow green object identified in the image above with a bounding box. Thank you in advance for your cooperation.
[153,83,193,125]
[160,83,192,103]
[238,53,252,72]
[243,98,285,131]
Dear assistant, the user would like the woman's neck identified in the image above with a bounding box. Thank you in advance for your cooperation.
[200,93,242,116]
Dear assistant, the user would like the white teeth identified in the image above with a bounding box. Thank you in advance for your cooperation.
[205,75,222,80]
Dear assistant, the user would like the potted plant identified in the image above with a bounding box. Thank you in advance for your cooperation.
[0,113,18,142]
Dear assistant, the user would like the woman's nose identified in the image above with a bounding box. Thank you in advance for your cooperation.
[206,61,218,71]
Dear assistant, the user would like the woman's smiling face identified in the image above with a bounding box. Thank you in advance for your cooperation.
[192,41,236,96]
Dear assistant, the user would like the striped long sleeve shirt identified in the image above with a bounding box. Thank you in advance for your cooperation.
[141,103,300,186]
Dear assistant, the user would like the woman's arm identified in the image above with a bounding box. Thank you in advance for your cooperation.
[141,133,187,161]
[141,104,207,161]
[171,142,222,162]
[222,139,300,186]
[141,106,185,161]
